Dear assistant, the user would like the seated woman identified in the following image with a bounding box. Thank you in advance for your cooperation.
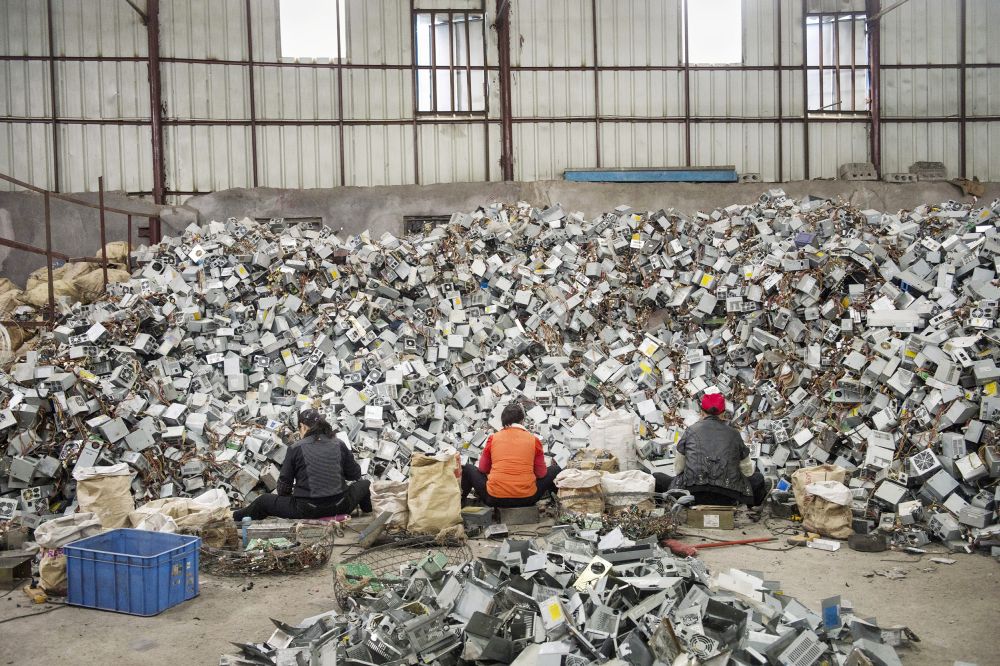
[233,409,372,521]
[461,403,562,508]
[652,393,770,507]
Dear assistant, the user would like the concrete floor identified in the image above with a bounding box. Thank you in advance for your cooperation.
[1,518,997,666]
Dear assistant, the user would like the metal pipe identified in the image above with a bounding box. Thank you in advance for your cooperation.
[0,236,69,260]
[46,0,60,192]
[495,0,514,180]
[592,0,601,168]
[776,0,783,182]
[147,0,166,204]
[868,0,882,177]
[0,171,159,217]
[44,192,55,320]
[127,214,133,269]
[464,13,473,114]
[959,0,967,177]
[801,0,810,180]
[682,0,692,167]
[430,13,438,112]
[98,176,108,288]
[480,8,490,180]
[335,0,346,186]
[245,0,259,187]
[409,0,421,184]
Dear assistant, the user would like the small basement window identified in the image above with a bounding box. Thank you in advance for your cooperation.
[404,215,451,235]
[684,0,743,65]
[415,11,487,113]
[278,0,347,61]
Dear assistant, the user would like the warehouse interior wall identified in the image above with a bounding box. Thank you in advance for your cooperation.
[1,0,999,201]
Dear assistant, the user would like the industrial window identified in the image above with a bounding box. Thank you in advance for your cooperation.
[404,215,451,235]
[806,13,869,113]
[415,12,487,113]
[684,0,743,65]
[278,0,347,61]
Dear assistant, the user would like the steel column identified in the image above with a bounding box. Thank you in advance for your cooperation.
[801,0,810,180]
[959,0,967,177]
[147,0,166,204]
[776,0,784,182]
[245,0,259,187]
[867,0,882,177]
[682,0,692,167]
[46,0,59,192]
[98,176,108,287]
[495,0,514,181]
[43,192,54,320]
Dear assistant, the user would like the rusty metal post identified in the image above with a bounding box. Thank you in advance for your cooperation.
[43,192,55,320]
[147,0,166,203]
[46,0,60,192]
[495,0,514,181]
[867,0,882,178]
[98,176,108,288]
[127,214,133,270]
[245,0,259,187]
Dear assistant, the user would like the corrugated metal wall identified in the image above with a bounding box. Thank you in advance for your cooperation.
[1,0,998,197]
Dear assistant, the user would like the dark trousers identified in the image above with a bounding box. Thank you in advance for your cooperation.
[460,463,562,508]
[653,470,768,507]
[233,480,372,521]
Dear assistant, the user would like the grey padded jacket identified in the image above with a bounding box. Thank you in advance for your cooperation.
[672,415,753,501]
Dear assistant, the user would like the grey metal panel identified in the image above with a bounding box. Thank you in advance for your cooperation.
[343,125,414,186]
[881,122,961,178]
[56,61,150,120]
[342,69,413,121]
[598,121,684,169]
[967,122,1000,180]
[968,69,1000,117]
[967,0,1000,64]
[166,125,253,192]
[689,70,780,117]
[418,123,490,184]
[513,70,595,118]
[54,0,147,57]
[880,0,960,66]
[595,0,682,67]
[881,68,961,117]
[161,0,248,60]
[512,0,592,67]
[599,71,683,118]
[0,123,53,191]
[514,122,597,181]
[58,124,153,193]
[808,122,869,178]
[254,66,339,121]
[691,122,781,180]
[257,125,341,189]
[163,63,250,120]
[743,0,781,68]
[0,60,50,118]
[0,0,51,57]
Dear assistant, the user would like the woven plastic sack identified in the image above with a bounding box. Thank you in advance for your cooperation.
[73,464,135,528]
[34,512,102,548]
[567,448,619,472]
[555,468,604,515]
[602,470,656,512]
[75,268,131,303]
[791,464,847,510]
[406,453,462,535]
[588,409,639,470]
[371,480,409,527]
[799,481,854,539]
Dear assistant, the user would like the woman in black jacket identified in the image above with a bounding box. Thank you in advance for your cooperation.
[233,409,372,521]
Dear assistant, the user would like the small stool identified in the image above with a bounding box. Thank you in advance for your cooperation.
[499,505,540,526]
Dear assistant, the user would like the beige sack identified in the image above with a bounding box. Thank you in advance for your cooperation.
[75,268,131,303]
[39,551,67,595]
[791,464,847,510]
[0,278,18,295]
[73,464,135,528]
[555,468,605,515]
[98,241,131,267]
[406,453,462,535]
[371,480,409,527]
[798,494,854,539]
[20,279,80,308]
[602,470,656,512]
[567,448,619,472]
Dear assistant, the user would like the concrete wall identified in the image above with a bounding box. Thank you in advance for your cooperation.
[2,179,996,286]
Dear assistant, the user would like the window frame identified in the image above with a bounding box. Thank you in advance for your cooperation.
[682,0,745,66]
[805,11,870,116]
[277,0,348,63]
[413,9,488,116]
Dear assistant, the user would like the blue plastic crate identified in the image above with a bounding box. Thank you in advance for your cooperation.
[65,528,200,616]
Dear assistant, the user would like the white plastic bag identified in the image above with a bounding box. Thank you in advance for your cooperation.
[34,512,102,549]
[601,470,656,510]
[588,409,639,471]
[804,481,852,506]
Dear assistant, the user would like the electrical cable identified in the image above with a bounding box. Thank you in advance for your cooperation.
[0,604,66,625]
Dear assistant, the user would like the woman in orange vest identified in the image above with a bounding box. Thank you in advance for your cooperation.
[460,403,562,507]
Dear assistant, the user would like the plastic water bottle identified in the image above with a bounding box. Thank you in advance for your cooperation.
[241,516,251,548]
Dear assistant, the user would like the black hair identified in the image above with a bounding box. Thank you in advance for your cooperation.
[298,408,334,437]
[501,403,525,428]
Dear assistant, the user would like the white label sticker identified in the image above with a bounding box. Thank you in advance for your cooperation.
[703,514,721,528]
